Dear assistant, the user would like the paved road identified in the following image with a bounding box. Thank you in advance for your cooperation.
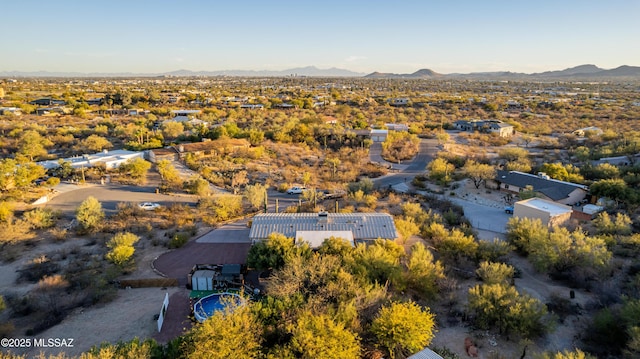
[372,138,438,190]
[45,184,198,217]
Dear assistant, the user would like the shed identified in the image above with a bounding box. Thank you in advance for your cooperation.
[191,270,217,291]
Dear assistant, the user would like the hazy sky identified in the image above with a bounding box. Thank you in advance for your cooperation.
[2,0,638,74]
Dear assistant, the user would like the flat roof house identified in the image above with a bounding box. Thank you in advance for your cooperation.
[513,198,573,227]
[249,212,398,247]
[495,170,588,206]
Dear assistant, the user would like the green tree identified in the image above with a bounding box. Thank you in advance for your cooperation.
[538,162,584,183]
[247,232,297,270]
[427,157,454,185]
[76,196,104,232]
[394,217,420,243]
[185,304,262,359]
[350,239,405,287]
[468,283,548,337]
[80,134,113,152]
[371,301,436,359]
[288,312,360,359]
[462,160,496,189]
[14,162,46,189]
[156,159,182,189]
[18,130,52,161]
[318,236,354,257]
[593,212,632,235]
[162,121,185,141]
[589,178,629,207]
[499,147,531,172]
[406,242,445,298]
[244,183,268,210]
[119,157,152,184]
[381,131,420,163]
[476,261,514,285]
[185,175,211,196]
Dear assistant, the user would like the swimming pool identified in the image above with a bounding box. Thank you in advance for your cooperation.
[193,292,245,323]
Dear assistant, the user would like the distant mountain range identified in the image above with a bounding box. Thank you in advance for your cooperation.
[1,64,639,79]
[365,64,640,80]
[0,66,366,78]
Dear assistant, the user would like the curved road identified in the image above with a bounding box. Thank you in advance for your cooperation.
[372,138,438,190]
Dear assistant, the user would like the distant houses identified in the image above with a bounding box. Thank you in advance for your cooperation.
[454,119,515,137]
[29,98,66,106]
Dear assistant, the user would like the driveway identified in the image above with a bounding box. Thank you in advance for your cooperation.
[448,197,511,237]
[45,184,198,217]
[196,219,251,243]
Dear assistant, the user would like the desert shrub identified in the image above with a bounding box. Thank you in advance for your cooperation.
[49,227,68,241]
[76,196,105,233]
[23,208,58,229]
[105,232,139,267]
[4,293,37,317]
[476,261,514,285]
[169,233,190,248]
[0,201,14,223]
[17,255,60,283]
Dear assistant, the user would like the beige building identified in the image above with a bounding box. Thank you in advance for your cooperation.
[513,198,573,227]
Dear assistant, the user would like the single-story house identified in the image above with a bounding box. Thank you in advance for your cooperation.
[29,98,66,106]
[249,212,398,246]
[0,107,21,115]
[240,104,265,110]
[171,110,202,117]
[495,170,588,206]
[38,150,145,170]
[388,98,409,106]
[454,119,514,137]
[486,121,515,137]
[513,198,573,227]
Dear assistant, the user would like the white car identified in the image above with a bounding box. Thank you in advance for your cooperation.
[138,202,161,211]
[286,186,307,195]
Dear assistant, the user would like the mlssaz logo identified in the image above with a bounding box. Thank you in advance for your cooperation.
[34,338,74,348]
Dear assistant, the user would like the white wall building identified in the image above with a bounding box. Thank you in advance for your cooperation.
[513,198,573,227]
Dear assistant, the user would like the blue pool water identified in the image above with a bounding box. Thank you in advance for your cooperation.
[193,293,244,322]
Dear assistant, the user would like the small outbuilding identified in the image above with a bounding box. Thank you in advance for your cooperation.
[513,198,573,227]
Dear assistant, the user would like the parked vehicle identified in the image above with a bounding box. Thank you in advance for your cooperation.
[504,205,514,214]
[138,202,161,210]
[287,186,307,194]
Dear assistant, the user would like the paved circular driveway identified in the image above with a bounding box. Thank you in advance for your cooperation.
[45,184,198,216]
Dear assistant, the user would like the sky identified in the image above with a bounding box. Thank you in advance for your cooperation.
[1,0,638,74]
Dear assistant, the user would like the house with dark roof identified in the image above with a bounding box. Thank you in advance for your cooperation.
[249,212,398,246]
[495,170,588,206]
